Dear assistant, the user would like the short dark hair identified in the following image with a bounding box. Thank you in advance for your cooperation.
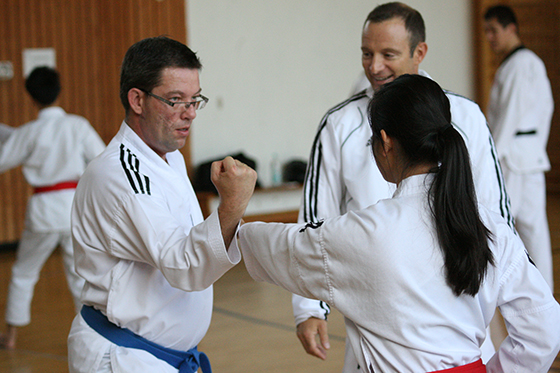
[484,5,518,29]
[365,2,426,57]
[119,36,203,112]
[25,66,61,106]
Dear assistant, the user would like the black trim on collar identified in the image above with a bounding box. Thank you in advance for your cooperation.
[502,44,526,64]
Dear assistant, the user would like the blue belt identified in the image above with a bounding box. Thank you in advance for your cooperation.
[81,305,212,373]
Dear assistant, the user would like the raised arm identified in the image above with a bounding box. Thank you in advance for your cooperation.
[211,156,257,248]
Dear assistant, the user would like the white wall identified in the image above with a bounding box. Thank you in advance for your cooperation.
[186,1,473,186]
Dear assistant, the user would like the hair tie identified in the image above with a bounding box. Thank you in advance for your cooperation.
[436,123,453,162]
[439,123,453,135]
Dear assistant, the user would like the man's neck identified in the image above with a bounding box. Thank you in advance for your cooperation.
[36,102,57,110]
[502,39,523,59]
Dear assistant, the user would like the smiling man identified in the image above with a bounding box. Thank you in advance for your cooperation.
[294,2,512,372]
[67,36,257,373]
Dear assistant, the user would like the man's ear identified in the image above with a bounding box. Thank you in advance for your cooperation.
[413,41,428,66]
[128,88,144,115]
[506,22,518,36]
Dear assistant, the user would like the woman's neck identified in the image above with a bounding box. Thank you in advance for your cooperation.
[396,163,436,187]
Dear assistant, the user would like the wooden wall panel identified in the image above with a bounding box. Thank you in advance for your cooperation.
[473,0,560,193]
[0,0,188,243]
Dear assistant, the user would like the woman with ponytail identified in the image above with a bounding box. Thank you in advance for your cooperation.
[238,74,560,372]
[368,74,494,297]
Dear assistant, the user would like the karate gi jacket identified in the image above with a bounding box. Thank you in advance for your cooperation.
[70,122,241,370]
[486,47,553,174]
[240,174,560,373]
[0,106,105,232]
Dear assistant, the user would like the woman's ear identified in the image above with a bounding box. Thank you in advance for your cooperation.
[380,129,393,156]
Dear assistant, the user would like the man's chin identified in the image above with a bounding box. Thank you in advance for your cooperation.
[168,138,187,153]
[177,138,187,149]
[372,77,394,92]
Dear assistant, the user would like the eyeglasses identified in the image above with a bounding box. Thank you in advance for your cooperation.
[139,88,208,111]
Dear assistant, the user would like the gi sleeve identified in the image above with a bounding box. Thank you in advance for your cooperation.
[488,56,553,173]
[109,193,241,292]
[298,112,345,224]
[486,228,560,372]
[239,221,334,306]
[80,119,106,163]
[0,124,33,173]
[489,62,527,154]
[0,123,14,144]
[450,97,513,229]
[292,294,331,325]
[293,112,345,323]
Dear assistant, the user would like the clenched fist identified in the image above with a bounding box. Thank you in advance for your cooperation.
[211,156,257,247]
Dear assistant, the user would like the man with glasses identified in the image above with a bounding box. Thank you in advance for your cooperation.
[68,36,257,373]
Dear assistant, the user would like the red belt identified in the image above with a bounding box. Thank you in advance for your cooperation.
[33,181,79,194]
[429,359,486,373]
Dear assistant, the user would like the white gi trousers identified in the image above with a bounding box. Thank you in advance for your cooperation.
[5,229,83,326]
[502,163,553,289]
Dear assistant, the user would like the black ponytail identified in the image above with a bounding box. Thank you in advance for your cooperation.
[432,122,494,296]
[368,74,494,296]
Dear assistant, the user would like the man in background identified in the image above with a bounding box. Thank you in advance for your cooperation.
[0,66,106,349]
[294,2,512,371]
[484,5,554,290]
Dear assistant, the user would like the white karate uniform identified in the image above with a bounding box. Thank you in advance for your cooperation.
[240,174,560,373]
[0,106,105,326]
[486,46,554,290]
[294,71,512,370]
[0,123,14,143]
[68,122,241,372]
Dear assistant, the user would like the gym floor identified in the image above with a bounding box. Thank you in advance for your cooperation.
[0,195,558,372]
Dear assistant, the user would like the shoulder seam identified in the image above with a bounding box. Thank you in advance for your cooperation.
[443,89,476,104]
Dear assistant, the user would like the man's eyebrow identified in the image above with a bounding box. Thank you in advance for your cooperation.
[167,88,202,97]
[381,47,402,55]
[360,46,402,55]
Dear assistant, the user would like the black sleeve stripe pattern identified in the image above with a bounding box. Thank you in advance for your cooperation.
[444,90,514,229]
[319,301,331,318]
[119,144,151,195]
[302,91,368,223]
[487,131,514,228]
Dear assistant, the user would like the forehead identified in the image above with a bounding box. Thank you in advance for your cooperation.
[156,67,200,94]
[362,18,411,50]
[484,18,504,30]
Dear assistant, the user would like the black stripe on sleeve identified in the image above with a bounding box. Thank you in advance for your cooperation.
[487,133,514,228]
[119,144,151,195]
[302,92,367,223]
[444,90,514,229]
[319,301,331,319]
